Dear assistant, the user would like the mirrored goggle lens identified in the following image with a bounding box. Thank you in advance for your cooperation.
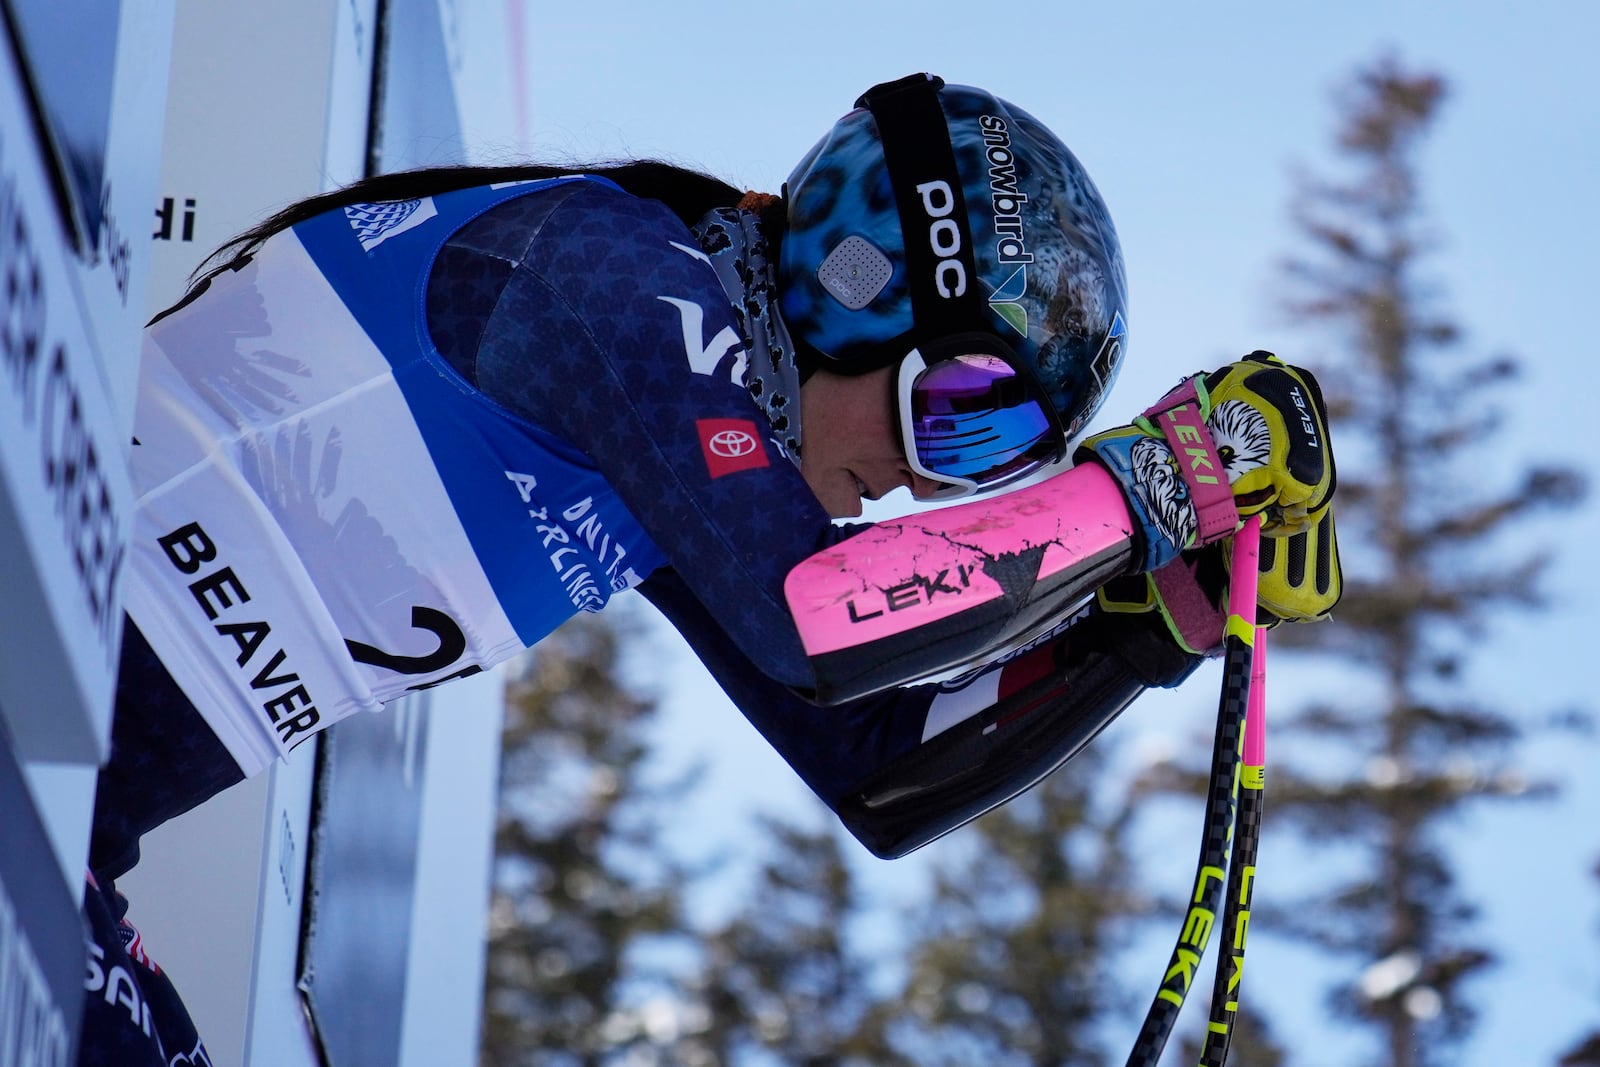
[907,354,1060,489]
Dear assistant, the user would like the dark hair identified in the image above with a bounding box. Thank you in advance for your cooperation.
[182,159,747,299]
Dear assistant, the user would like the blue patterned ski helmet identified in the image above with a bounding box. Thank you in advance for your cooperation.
[779,74,1128,439]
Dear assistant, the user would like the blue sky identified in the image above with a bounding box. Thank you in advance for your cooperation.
[452,3,1600,1063]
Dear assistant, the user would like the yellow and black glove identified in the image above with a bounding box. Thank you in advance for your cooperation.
[1083,352,1339,652]
[1256,503,1341,624]
[1096,502,1343,654]
[1078,351,1336,572]
[1200,353,1335,535]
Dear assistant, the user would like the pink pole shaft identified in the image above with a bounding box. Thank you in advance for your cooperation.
[1244,628,1267,765]
[1228,516,1265,765]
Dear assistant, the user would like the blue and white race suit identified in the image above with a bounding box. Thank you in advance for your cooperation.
[132,178,676,771]
[121,175,1192,853]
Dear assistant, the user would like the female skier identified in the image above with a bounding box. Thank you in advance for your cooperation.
[83,73,1338,1062]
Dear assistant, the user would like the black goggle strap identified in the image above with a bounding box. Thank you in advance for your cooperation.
[856,74,990,346]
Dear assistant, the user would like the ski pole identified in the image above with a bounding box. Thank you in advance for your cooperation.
[1126,515,1261,1067]
[1199,528,1265,1067]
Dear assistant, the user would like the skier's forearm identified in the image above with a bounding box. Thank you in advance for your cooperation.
[784,461,1138,704]
[832,602,1201,858]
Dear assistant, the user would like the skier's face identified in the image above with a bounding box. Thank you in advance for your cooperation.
[800,363,943,518]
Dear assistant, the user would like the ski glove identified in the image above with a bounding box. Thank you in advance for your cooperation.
[1097,503,1343,654]
[1077,351,1335,573]
[1097,547,1231,656]
[1256,503,1342,624]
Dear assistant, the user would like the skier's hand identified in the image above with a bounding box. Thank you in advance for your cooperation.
[1077,351,1336,572]
[1095,502,1342,655]
[1200,353,1335,534]
[1096,547,1231,655]
[1256,502,1342,625]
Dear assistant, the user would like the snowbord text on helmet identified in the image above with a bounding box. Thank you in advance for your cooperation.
[780,73,1129,499]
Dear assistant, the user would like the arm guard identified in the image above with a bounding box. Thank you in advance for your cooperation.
[834,603,1199,858]
[784,462,1137,703]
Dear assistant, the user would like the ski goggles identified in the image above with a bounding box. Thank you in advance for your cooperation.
[895,339,1067,501]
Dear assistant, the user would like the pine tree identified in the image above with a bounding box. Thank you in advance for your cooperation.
[893,743,1145,1067]
[1261,55,1584,1067]
[480,613,699,1067]
[685,815,907,1067]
